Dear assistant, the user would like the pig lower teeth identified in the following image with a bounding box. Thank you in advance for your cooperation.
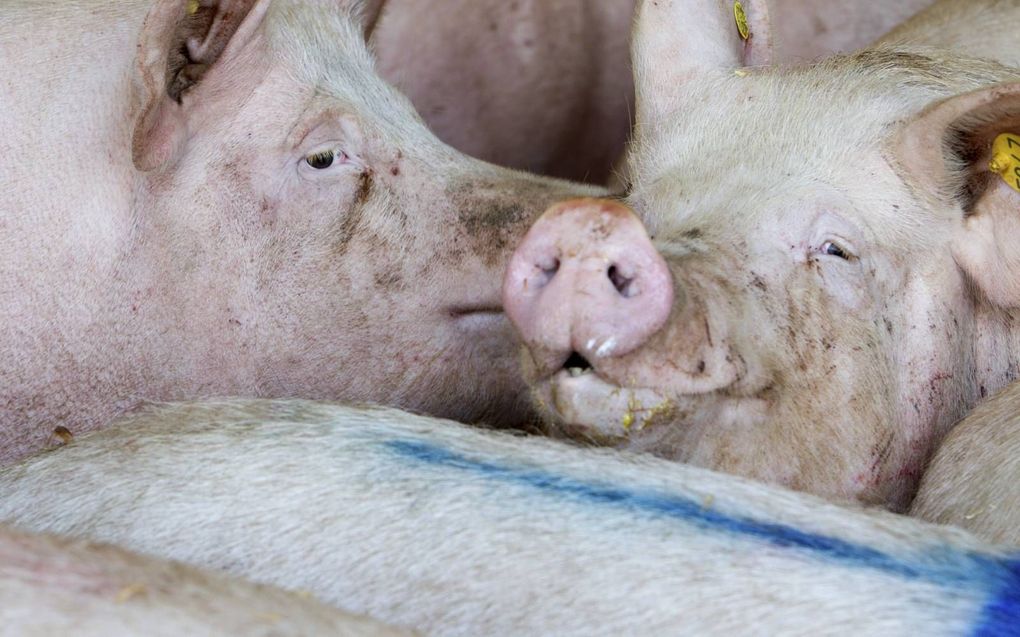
[569,367,584,377]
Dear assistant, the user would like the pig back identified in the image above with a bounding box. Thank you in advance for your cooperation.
[1,399,1019,635]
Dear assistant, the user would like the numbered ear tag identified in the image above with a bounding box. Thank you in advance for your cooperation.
[733,1,750,41]
[989,133,1020,193]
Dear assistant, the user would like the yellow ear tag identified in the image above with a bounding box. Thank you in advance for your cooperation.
[989,133,1020,193]
[733,1,751,41]
[187,0,200,15]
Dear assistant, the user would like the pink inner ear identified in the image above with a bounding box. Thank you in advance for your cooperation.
[186,0,262,64]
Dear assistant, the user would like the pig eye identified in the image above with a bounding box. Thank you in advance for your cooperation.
[820,240,854,261]
[304,149,347,170]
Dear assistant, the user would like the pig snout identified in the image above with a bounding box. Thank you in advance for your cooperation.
[502,198,674,368]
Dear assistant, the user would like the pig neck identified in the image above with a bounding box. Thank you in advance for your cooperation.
[0,0,208,463]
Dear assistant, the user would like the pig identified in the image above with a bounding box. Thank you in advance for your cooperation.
[0,0,603,465]
[769,0,937,61]
[501,0,1020,511]
[878,0,1020,68]
[911,381,1020,547]
[371,0,937,185]
[0,524,407,636]
[372,0,636,185]
[1,399,1019,635]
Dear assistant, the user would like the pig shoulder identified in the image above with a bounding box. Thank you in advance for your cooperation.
[912,380,1020,546]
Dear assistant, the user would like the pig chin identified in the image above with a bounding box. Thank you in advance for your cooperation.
[531,370,678,444]
[522,337,770,451]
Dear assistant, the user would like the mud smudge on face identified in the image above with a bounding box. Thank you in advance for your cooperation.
[447,181,537,266]
[373,268,403,290]
[329,171,374,257]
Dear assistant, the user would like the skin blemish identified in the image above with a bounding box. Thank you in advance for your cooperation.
[51,426,73,446]
[328,171,375,257]
[354,171,373,205]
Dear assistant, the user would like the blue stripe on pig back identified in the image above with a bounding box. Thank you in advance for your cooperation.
[385,438,1020,636]
[974,559,1020,636]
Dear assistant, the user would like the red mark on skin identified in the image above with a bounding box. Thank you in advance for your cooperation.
[896,466,921,481]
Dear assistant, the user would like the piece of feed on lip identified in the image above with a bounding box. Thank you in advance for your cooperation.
[641,399,676,430]
[621,393,642,431]
[621,411,635,430]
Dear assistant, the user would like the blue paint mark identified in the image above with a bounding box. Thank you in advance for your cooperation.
[385,439,1020,635]
[974,560,1020,636]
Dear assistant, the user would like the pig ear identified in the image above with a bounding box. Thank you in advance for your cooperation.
[131,0,270,171]
[358,0,387,38]
[632,0,773,123]
[894,83,1020,307]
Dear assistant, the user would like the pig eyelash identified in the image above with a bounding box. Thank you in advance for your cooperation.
[819,240,856,262]
[304,149,349,170]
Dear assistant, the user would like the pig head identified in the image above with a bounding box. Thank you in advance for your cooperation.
[0,0,601,463]
[503,0,1020,510]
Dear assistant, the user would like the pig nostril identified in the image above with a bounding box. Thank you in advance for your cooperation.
[530,257,560,289]
[540,257,560,276]
[607,265,636,298]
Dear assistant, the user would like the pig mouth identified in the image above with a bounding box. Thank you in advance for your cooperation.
[449,304,503,317]
[532,360,679,443]
[448,305,507,332]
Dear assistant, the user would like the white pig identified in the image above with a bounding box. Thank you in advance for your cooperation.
[1,399,1018,635]
[372,0,937,184]
[501,0,1020,510]
[0,0,601,465]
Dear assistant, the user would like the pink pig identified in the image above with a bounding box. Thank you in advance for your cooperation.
[0,0,602,464]
[504,0,1020,510]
